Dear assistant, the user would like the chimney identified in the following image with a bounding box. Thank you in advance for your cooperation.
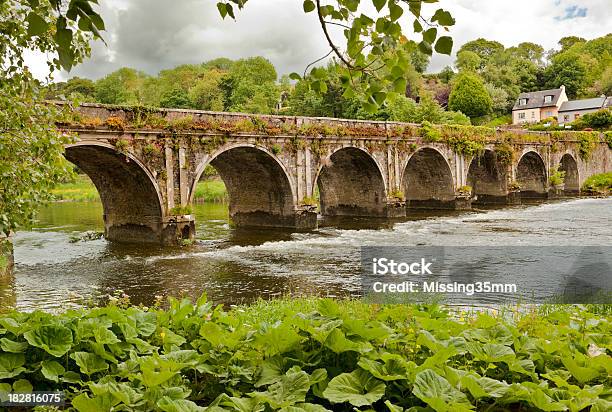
[560,85,565,92]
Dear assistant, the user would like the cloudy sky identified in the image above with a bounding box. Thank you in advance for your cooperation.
[28,0,611,82]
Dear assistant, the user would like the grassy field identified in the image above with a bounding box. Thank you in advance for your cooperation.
[51,175,228,203]
[50,174,100,202]
[192,179,228,203]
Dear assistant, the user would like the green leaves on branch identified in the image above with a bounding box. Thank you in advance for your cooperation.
[215,0,455,112]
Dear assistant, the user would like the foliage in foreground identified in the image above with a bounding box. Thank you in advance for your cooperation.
[0,298,610,411]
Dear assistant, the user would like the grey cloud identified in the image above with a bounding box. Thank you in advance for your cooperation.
[68,0,329,80]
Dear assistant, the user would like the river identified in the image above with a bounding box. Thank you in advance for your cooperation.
[2,197,610,311]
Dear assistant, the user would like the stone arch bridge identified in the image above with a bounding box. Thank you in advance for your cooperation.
[60,104,611,244]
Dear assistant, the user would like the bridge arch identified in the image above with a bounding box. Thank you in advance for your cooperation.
[466,149,508,204]
[64,142,165,243]
[314,146,388,216]
[558,152,580,194]
[402,147,455,208]
[191,144,298,228]
[516,150,547,198]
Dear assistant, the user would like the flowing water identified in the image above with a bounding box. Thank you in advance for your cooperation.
[2,198,611,311]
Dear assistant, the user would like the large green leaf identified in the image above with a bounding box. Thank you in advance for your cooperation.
[70,351,109,375]
[0,353,26,379]
[41,360,65,382]
[12,379,33,393]
[323,369,385,407]
[89,379,143,406]
[466,342,515,363]
[72,392,117,412]
[251,369,311,409]
[157,396,206,412]
[412,369,471,412]
[561,356,601,384]
[358,354,412,381]
[324,328,370,354]
[23,324,73,357]
[0,337,28,353]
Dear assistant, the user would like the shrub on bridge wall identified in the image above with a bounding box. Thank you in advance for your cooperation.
[105,116,126,131]
[494,142,515,165]
[419,121,442,142]
[112,137,131,155]
[604,131,612,149]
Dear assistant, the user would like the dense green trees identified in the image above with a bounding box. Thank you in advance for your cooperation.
[448,73,492,118]
[46,33,611,126]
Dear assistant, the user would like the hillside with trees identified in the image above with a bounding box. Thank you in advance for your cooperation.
[46,33,611,126]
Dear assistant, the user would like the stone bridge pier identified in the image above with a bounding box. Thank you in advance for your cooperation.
[60,104,611,245]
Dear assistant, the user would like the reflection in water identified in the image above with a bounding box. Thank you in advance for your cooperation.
[5,198,612,311]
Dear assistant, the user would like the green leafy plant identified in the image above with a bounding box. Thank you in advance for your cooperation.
[169,205,193,215]
[549,167,566,188]
[577,132,599,160]
[0,298,609,411]
[389,189,405,201]
[604,131,612,150]
[143,143,162,157]
[581,172,612,195]
[457,185,473,197]
[419,121,441,142]
[301,196,318,207]
[271,144,282,155]
[113,138,131,154]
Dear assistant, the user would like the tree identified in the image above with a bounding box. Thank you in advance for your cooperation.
[222,57,280,114]
[512,42,544,65]
[456,50,481,72]
[558,36,586,51]
[458,38,504,67]
[594,66,612,96]
[438,66,455,84]
[189,70,226,111]
[543,53,587,98]
[485,83,510,115]
[448,72,492,118]
[218,0,455,111]
[202,57,234,71]
[46,77,96,101]
[159,87,192,109]
[1,0,103,237]
[230,57,277,85]
[95,67,148,105]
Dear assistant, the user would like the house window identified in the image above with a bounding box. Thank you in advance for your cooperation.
[519,98,528,105]
[518,113,525,119]
[544,95,553,103]
[546,111,552,117]
[563,115,570,122]
[531,111,536,118]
